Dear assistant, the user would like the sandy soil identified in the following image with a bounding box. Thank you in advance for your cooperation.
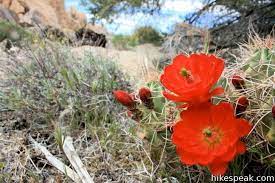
[71,44,164,83]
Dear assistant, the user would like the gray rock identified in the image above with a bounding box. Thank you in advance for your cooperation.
[18,9,43,27]
[0,4,19,23]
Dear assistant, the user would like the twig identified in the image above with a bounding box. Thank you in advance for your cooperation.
[28,136,81,183]
[63,136,94,183]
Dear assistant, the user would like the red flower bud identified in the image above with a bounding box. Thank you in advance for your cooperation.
[272,105,275,119]
[139,87,152,101]
[113,90,135,108]
[235,96,249,117]
[232,75,245,90]
[138,87,154,109]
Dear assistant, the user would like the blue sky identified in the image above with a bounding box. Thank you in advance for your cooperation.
[65,0,205,35]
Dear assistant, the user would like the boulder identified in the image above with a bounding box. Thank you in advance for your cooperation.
[67,6,87,28]
[48,0,68,28]
[19,0,60,28]
[9,0,24,14]
[0,0,90,30]
[75,27,107,47]
[43,25,73,43]
[19,9,44,26]
[1,0,108,48]
[0,4,18,22]
[0,0,12,8]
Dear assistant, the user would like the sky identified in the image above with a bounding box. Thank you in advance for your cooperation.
[65,0,205,35]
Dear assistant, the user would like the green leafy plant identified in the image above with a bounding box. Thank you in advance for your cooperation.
[112,26,163,50]
[0,20,32,48]
[111,34,138,50]
[133,26,163,46]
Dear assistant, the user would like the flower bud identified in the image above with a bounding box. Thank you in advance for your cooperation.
[139,87,154,109]
[232,75,245,90]
[235,96,249,117]
[113,90,135,109]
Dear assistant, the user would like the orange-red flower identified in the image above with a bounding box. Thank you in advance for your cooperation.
[172,102,251,175]
[160,54,224,106]
[113,90,135,108]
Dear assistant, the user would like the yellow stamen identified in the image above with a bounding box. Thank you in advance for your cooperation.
[180,67,190,77]
[203,128,212,137]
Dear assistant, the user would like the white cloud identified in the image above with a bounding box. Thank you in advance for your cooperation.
[101,12,183,35]
[162,0,203,13]
[106,0,204,34]
[102,12,154,35]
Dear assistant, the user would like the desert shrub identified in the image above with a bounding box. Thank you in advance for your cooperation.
[0,41,187,182]
[133,26,163,46]
[1,42,176,182]
[111,34,138,50]
[112,26,163,50]
[3,44,131,130]
[0,20,32,48]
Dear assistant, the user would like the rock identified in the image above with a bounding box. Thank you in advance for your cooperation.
[43,25,72,43]
[48,0,68,28]
[47,0,86,30]
[1,0,89,30]
[1,0,106,31]
[9,0,25,14]
[68,6,87,28]
[63,28,76,42]
[19,0,60,28]
[1,0,108,48]
[0,0,12,8]
[0,4,19,22]
[75,27,107,47]
[19,9,44,26]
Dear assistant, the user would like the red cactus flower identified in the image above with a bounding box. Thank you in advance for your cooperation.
[113,90,135,108]
[172,102,251,175]
[160,54,224,106]
[235,96,249,117]
[232,75,245,90]
[139,87,154,109]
